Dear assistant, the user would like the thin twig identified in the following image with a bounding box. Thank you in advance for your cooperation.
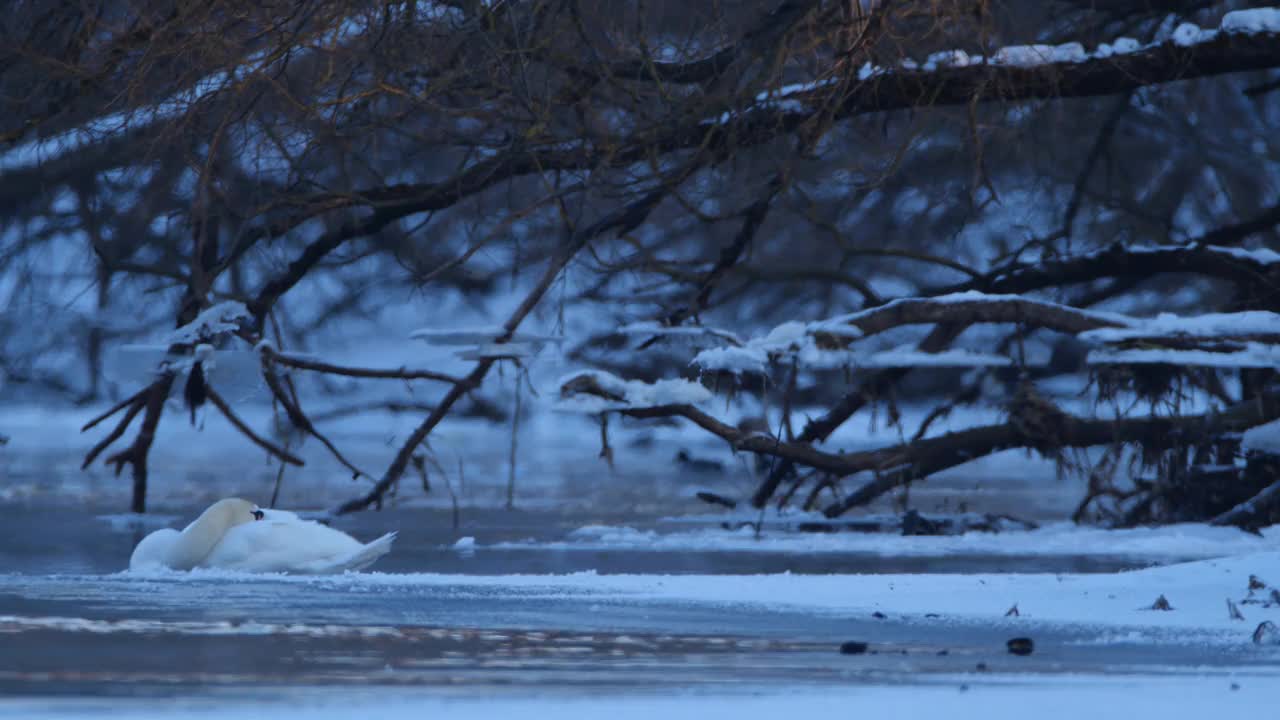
[261,345,460,384]
[81,386,149,432]
[205,384,305,466]
[82,393,148,468]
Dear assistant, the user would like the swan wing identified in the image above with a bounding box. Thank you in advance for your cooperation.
[201,518,376,573]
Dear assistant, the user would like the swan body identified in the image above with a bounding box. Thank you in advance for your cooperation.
[128,498,395,574]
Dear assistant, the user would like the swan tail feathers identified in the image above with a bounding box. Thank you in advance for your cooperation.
[338,531,397,572]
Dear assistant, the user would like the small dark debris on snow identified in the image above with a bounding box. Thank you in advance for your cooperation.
[1227,598,1245,621]
[839,641,869,655]
[675,449,724,474]
[1254,621,1280,645]
[1007,637,1035,656]
[1248,574,1267,591]
[937,649,950,656]
[695,491,736,509]
[1149,594,1173,611]
[901,509,942,536]
[1230,683,1241,691]
[872,611,887,619]
[975,662,989,672]
[1005,603,1020,617]
[925,613,940,618]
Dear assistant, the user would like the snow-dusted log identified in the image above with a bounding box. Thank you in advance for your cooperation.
[725,8,1280,124]
[819,292,1126,343]
[1081,311,1280,367]
[747,323,968,508]
[604,382,1280,519]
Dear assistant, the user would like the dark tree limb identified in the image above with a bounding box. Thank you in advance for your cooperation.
[81,390,148,469]
[80,385,149,433]
[748,322,966,507]
[234,25,1280,325]
[1211,478,1280,529]
[333,186,672,515]
[204,385,304,467]
[1058,92,1133,241]
[607,384,1280,518]
[937,240,1280,300]
[259,344,460,384]
[257,361,370,480]
[664,173,786,327]
[821,387,1280,517]
[102,376,174,514]
[833,294,1124,339]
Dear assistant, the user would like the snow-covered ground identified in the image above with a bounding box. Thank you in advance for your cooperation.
[4,551,1278,718]
[105,548,1277,636]
[497,520,1280,563]
[7,676,1278,720]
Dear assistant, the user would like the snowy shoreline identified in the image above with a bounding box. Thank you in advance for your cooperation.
[100,549,1280,640]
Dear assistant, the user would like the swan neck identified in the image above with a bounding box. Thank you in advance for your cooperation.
[169,504,238,569]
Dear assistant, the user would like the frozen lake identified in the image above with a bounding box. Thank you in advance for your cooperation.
[1,503,1277,718]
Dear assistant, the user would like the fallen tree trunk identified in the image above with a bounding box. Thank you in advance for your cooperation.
[611,386,1280,518]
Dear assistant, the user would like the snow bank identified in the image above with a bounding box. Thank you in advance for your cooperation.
[495,521,1280,562]
[7,677,1279,720]
[117,548,1280,636]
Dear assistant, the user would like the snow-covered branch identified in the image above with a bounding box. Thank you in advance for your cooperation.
[720,8,1280,126]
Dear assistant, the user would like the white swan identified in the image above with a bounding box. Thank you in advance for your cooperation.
[128,498,396,574]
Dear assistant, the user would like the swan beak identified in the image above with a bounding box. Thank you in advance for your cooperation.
[251,509,265,521]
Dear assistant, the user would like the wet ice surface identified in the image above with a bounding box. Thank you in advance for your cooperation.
[2,569,1276,699]
[1,503,1277,716]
